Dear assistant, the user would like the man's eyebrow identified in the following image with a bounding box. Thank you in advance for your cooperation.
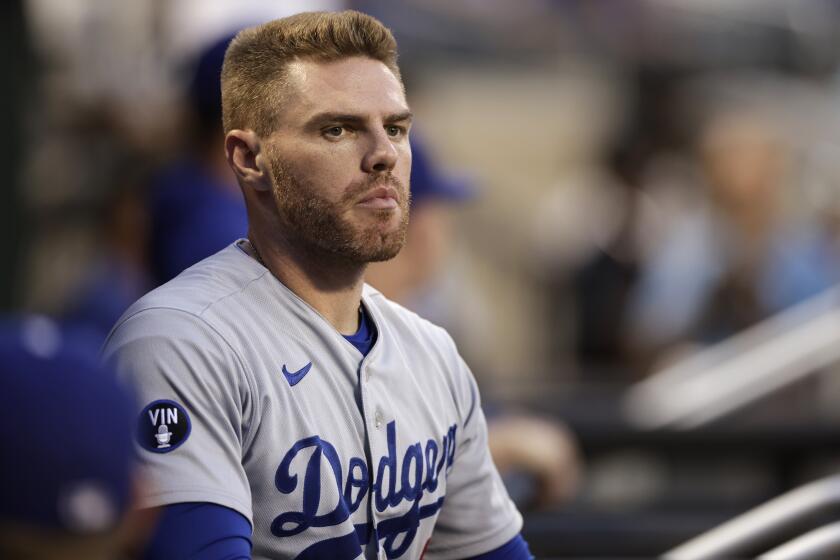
[306,112,365,127]
[384,111,413,123]
[305,111,413,127]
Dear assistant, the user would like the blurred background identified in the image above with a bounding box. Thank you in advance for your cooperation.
[5,0,840,557]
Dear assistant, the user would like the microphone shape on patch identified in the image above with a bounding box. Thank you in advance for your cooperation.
[155,424,172,449]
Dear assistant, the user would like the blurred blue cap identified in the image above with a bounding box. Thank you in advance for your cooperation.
[410,134,476,207]
[187,33,236,125]
[0,316,136,533]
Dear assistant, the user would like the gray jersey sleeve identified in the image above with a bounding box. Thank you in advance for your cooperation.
[424,349,523,559]
[102,308,255,521]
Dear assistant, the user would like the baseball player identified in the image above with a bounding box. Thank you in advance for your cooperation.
[103,11,531,560]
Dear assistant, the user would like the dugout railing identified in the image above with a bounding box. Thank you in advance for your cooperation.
[509,286,840,557]
[665,474,840,559]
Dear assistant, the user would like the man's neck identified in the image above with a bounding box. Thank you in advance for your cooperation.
[247,230,365,335]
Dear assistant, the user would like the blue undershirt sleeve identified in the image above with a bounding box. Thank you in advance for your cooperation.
[142,502,252,560]
[464,534,534,560]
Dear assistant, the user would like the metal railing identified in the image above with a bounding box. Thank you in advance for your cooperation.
[762,521,840,560]
[665,475,840,559]
[623,286,840,429]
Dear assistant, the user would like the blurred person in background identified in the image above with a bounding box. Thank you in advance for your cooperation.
[56,34,247,342]
[531,140,649,380]
[148,34,248,286]
[0,316,153,559]
[529,68,689,380]
[365,133,473,311]
[60,176,153,345]
[367,135,582,510]
[625,107,840,368]
[56,33,250,344]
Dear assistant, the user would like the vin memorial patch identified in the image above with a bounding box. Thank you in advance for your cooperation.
[137,400,191,453]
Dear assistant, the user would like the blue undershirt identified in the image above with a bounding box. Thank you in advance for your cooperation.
[143,310,532,559]
[343,304,376,357]
[142,503,251,559]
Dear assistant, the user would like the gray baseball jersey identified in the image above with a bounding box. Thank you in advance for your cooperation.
[102,240,522,559]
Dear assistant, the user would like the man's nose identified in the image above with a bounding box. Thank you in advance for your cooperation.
[361,129,399,173]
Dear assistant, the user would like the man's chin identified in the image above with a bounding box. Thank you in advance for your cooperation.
[291,205,409,264]
[363,245,403,263]
[354,230,406,263]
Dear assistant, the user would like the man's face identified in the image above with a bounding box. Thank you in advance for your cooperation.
[263,56,412,263]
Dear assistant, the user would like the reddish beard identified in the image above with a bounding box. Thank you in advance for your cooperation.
[267,154,410,264]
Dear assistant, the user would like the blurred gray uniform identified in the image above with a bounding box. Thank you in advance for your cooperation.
[102,240,521,560]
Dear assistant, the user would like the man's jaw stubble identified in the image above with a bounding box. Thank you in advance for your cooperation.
[268,158,410,264]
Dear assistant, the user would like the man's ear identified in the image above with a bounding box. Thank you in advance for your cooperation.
[225,130,272,192]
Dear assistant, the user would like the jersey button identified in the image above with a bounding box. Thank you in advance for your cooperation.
[364,367,372,382]
[374,410,383,429]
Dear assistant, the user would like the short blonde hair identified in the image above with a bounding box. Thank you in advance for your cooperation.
[221,10,401,136]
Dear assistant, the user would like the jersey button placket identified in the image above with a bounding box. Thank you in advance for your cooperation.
[359,360,384,556]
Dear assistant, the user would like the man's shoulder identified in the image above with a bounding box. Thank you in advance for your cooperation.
[110,243,267,336]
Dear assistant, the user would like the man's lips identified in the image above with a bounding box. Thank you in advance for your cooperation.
[356,186,399,209]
